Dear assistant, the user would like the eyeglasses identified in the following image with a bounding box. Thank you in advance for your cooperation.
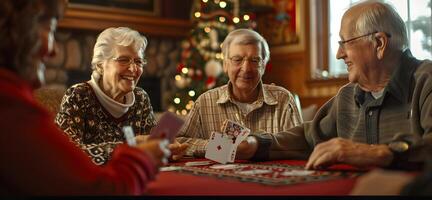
[338,31,392,49]
[228,56,263,67]
[112,56,147,68]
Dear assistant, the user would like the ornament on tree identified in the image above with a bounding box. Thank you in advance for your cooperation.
[188,68,195,77]
[205,76,216,89]
[209,29,219,50]
[175,76,189,89]
[181,40,191,49]
[205,59,223,78]
[195,69,203,80]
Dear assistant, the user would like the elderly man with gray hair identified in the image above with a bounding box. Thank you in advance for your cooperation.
[177,29,303,157]
[237,0,432,170]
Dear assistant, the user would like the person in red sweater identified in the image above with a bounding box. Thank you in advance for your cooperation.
[0,0,169,195]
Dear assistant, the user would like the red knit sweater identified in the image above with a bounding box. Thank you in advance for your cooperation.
[0,68,157,195]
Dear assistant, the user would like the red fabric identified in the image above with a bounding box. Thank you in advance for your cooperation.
[0,68,157,195]
[146,159,359,195]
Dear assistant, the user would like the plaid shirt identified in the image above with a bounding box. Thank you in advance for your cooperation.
[177,82,303,157]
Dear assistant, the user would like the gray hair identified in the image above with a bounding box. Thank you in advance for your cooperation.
[221,29,270,69]
[350,0,408,51]
[91,27,147,73]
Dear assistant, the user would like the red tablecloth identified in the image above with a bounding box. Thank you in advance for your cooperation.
[146,160,362,195]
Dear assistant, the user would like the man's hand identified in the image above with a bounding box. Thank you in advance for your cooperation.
[236,136,258,160]
[351,169,415,195]
[305,138,393,169]
[168,140,189,161]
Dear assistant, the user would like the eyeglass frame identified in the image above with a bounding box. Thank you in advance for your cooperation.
[227,56,264,67]
[338,31,392,49]
[112,56,147,68]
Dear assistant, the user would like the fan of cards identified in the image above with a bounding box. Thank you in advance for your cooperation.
[205,120,251,164]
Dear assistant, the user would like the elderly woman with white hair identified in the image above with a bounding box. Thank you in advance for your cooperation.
[55,27,187,165]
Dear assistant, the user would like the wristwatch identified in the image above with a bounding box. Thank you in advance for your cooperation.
[387,140,410,168]
[388,140,410,153]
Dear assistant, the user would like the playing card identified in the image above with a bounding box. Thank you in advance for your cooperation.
[221,120,251,162]
[237,169,272,175]
[209,164,242,170]
[122,126,136,146]
[280,170,315,176]
[184,161,213,166]
[221,120,251,143]
[160,166,183,172]
[205,132,236,164]
[149,112,184,142]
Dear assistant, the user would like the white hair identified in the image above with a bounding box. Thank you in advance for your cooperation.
[351,0,408,51]
[91,27,148,73]
[221,29,270,72]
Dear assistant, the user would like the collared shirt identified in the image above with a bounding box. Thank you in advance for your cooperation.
[177,81,303,157]
[258,50,432,166]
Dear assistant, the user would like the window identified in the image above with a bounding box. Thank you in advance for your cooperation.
[311,0,432,79]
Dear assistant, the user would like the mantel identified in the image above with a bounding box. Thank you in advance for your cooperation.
[58,6,193,38]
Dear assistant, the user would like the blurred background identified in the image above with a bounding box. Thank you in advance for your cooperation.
[38,0,431,119]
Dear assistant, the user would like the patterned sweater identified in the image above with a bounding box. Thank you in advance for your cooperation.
[55,83,156,165]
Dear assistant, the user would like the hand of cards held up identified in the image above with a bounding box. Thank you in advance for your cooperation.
[149,112,184,143]
[205,120,250,164]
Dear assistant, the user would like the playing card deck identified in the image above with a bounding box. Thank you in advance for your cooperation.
[205,120,250,164]
[149,112,184,142]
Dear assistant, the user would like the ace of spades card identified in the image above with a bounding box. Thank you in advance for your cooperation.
[205,132,236,164]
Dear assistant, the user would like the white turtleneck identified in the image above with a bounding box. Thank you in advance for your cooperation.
[88,72,135,118]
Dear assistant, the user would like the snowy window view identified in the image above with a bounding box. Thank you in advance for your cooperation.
[328,0,432,77]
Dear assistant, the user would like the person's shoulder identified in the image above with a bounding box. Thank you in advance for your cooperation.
[134,87,149,98]
[197,84,228,101]
[263,83,291,94]
[415,59,432,75]
[334,82,356,98]
[65,82,91,95]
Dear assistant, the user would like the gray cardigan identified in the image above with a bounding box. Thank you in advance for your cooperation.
[254,50,432,168]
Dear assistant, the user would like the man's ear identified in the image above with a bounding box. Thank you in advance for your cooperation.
[375,32,389,60]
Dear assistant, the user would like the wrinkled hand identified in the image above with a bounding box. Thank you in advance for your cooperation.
[135,139,170,168]
[168,140,189,161]
[236,136,258,160]
[305,138,393,170]
[351,169,415,195]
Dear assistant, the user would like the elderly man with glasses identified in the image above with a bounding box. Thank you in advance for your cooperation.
[177,29,303,157]
[237,0,432,170]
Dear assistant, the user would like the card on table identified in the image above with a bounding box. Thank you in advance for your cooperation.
[149,112,184,142]
[205,131,236,164]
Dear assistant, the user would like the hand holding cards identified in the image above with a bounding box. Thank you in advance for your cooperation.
[205,120,250,164]
[149,112,184,143]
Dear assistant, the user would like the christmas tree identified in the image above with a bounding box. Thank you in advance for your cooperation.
[168,0,256,115]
